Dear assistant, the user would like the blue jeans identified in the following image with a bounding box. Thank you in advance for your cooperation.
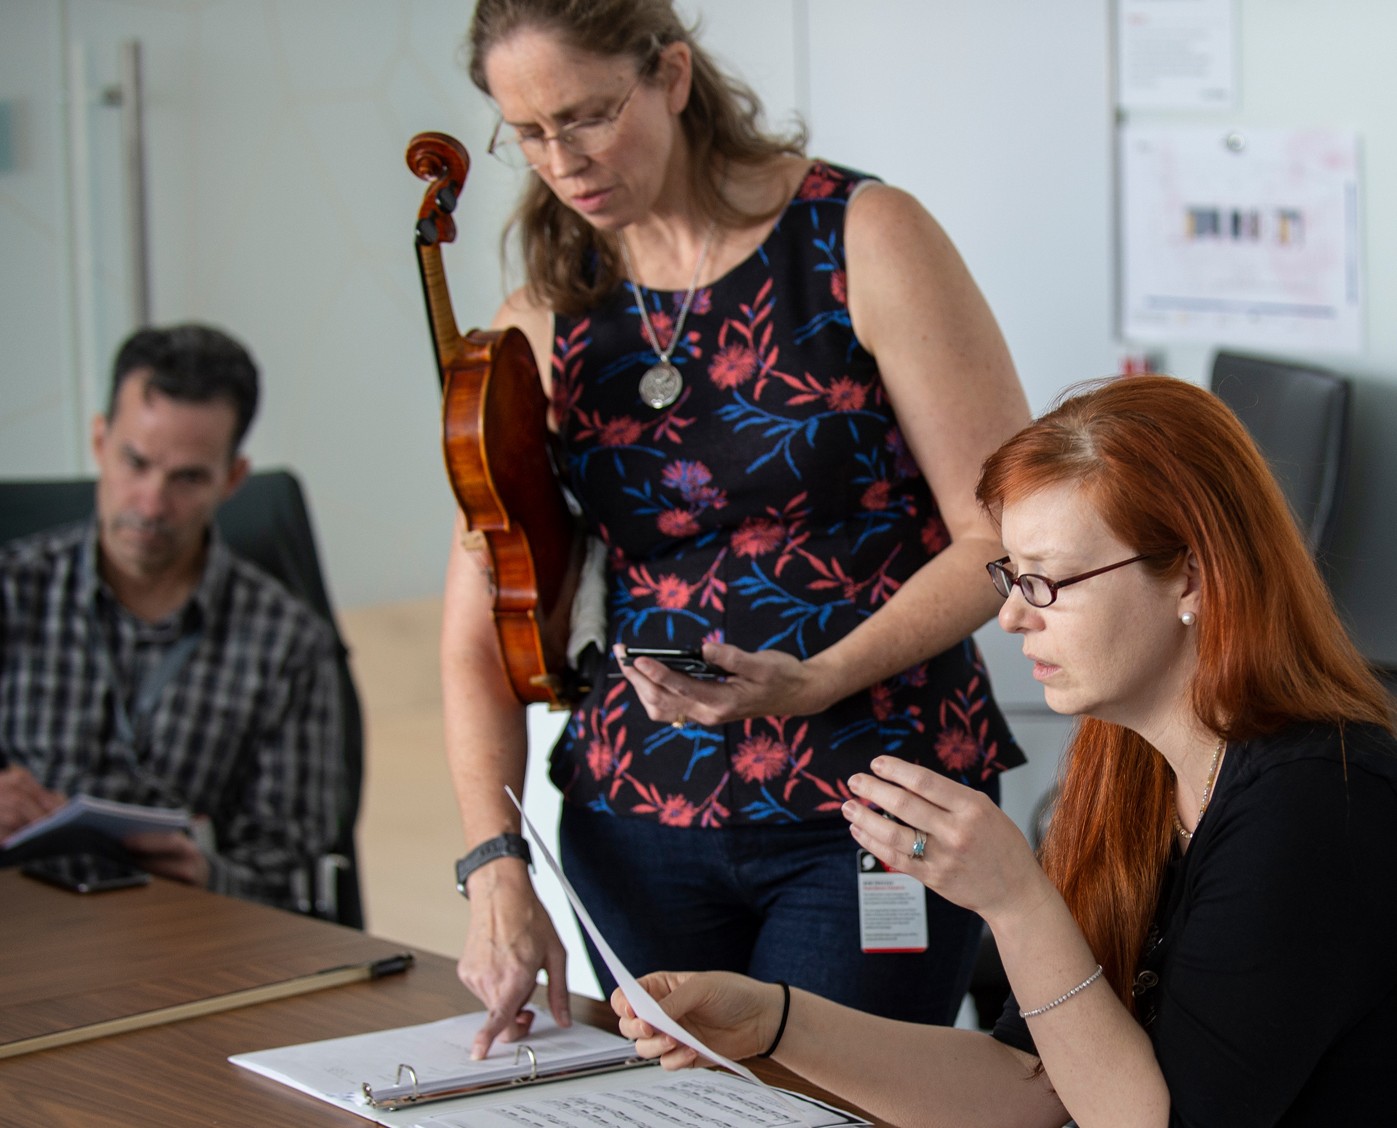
[558,781,998,1026]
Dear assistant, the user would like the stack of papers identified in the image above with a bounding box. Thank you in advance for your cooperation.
[232,1010,869,1127]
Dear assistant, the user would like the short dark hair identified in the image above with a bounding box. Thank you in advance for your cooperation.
[108,324,260,451]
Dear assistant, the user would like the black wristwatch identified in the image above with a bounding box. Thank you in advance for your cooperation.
[455,833,532,898]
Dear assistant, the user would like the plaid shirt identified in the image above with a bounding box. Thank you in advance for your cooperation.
[0,521,343,909]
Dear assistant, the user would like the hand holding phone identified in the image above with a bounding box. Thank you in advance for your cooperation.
[614,647,731,680]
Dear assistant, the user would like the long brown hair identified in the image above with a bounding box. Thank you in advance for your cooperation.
[465,0,806,315]
[976,374,1392,1011]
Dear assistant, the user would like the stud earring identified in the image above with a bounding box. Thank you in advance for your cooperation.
[1180,611,1196,627]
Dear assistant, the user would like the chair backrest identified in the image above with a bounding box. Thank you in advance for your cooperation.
[1210,350,1352,559]
[0,469,364,927]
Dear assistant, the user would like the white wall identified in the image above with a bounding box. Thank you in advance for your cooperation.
[3,0,1395,987]
[1119,1,1397,668]
[803,1,1116,831]
[1,0,1115,612]
[9,2,1393,632]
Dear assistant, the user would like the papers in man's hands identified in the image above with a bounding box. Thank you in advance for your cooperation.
[231,1010,867,1127]
[0,793,189,850]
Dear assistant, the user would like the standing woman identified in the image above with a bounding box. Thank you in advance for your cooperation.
[443,0,1030,1058]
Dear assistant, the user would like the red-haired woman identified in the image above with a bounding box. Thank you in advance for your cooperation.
[614,374,1397,1127]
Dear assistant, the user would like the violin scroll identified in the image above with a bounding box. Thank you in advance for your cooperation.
[407,132,469,248]
[406,130,589,709]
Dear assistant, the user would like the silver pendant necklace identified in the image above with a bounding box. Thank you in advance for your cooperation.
[618,221,717,410]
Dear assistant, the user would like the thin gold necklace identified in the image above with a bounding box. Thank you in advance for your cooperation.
[618,221,717,410]
[1174,735,1225,842]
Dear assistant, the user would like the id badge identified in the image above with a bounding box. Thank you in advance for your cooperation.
[856,849,928,953]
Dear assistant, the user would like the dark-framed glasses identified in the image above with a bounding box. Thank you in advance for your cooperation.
[487,77,643,170]
[986,553,1153,608]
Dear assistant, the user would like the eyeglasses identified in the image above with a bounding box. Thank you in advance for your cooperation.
[986,553,1153,608]
[487,77,643,170]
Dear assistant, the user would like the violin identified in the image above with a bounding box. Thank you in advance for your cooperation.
[406,131,589,709]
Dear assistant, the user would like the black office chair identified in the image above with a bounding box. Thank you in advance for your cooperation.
[1210,350,1352,559]
[0,469,365,927]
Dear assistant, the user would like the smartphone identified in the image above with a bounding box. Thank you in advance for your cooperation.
[21,853,151,894]
[614,646,731,680]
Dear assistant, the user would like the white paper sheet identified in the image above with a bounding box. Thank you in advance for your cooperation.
[232,1012,632,1123]
[507,788,824,1126]
[413,1068,869,1128]
[1117,0,1236,110]
[1120,124,1363,352]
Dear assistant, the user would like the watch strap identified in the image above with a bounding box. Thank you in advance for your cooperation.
[455,833,532,897]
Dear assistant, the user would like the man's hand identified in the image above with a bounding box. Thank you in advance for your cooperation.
[0,765,64,839]
[121,828,210,887]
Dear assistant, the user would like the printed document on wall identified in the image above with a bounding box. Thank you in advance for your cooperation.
[1116,0,1235,110]
[1120,125,1363,353]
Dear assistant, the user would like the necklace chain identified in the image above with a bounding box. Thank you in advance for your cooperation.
[618,222,716,362]
[1174,735,1225,842]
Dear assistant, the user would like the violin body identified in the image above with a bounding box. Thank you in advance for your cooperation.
[442,327,585,706]
[408,131,587,708]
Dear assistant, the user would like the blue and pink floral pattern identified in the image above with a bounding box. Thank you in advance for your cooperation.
[549,161,1022,827]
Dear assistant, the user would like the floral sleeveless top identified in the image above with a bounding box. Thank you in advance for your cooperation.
[549,161,1022,828]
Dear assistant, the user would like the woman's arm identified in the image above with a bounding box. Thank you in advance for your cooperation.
[847,757,1171,1127]
[619,183,1030,723]
[810,183,1030,690]
[614,971,1066,1128]
[441,291,570,1058]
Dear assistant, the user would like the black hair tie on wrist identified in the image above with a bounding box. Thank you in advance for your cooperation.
[757,981,791,1058]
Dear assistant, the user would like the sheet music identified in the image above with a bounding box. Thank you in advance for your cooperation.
[413,1068,868,1128]
[233,794,870,1127]
[508,789,822,1126]
[232,1012,632,1121]
[508,791,758,1075]
[232,1011,867,1127]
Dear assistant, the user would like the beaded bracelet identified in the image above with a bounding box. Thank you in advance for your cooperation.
[1018,964,1103,1019]
[757,981,791,1058]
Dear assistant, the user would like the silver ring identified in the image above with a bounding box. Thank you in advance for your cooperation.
[911,830,927,860]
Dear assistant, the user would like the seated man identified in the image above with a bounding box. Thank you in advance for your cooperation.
[0,324,343,911]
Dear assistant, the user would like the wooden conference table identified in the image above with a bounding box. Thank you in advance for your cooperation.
[0,870,887,1127]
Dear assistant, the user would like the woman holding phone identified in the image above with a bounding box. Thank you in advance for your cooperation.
[442,0,1030,1059]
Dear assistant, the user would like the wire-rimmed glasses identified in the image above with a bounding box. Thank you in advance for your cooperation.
[487,77,643,170]
[986,553,1153,608]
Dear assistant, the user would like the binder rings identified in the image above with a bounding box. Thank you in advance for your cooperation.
[231,1010,650,1121]
[359,1031,654,1110]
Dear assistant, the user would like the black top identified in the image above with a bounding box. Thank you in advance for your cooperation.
[994,723,1397,1126]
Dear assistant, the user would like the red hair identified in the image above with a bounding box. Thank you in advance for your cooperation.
[976,375,1392,1010]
